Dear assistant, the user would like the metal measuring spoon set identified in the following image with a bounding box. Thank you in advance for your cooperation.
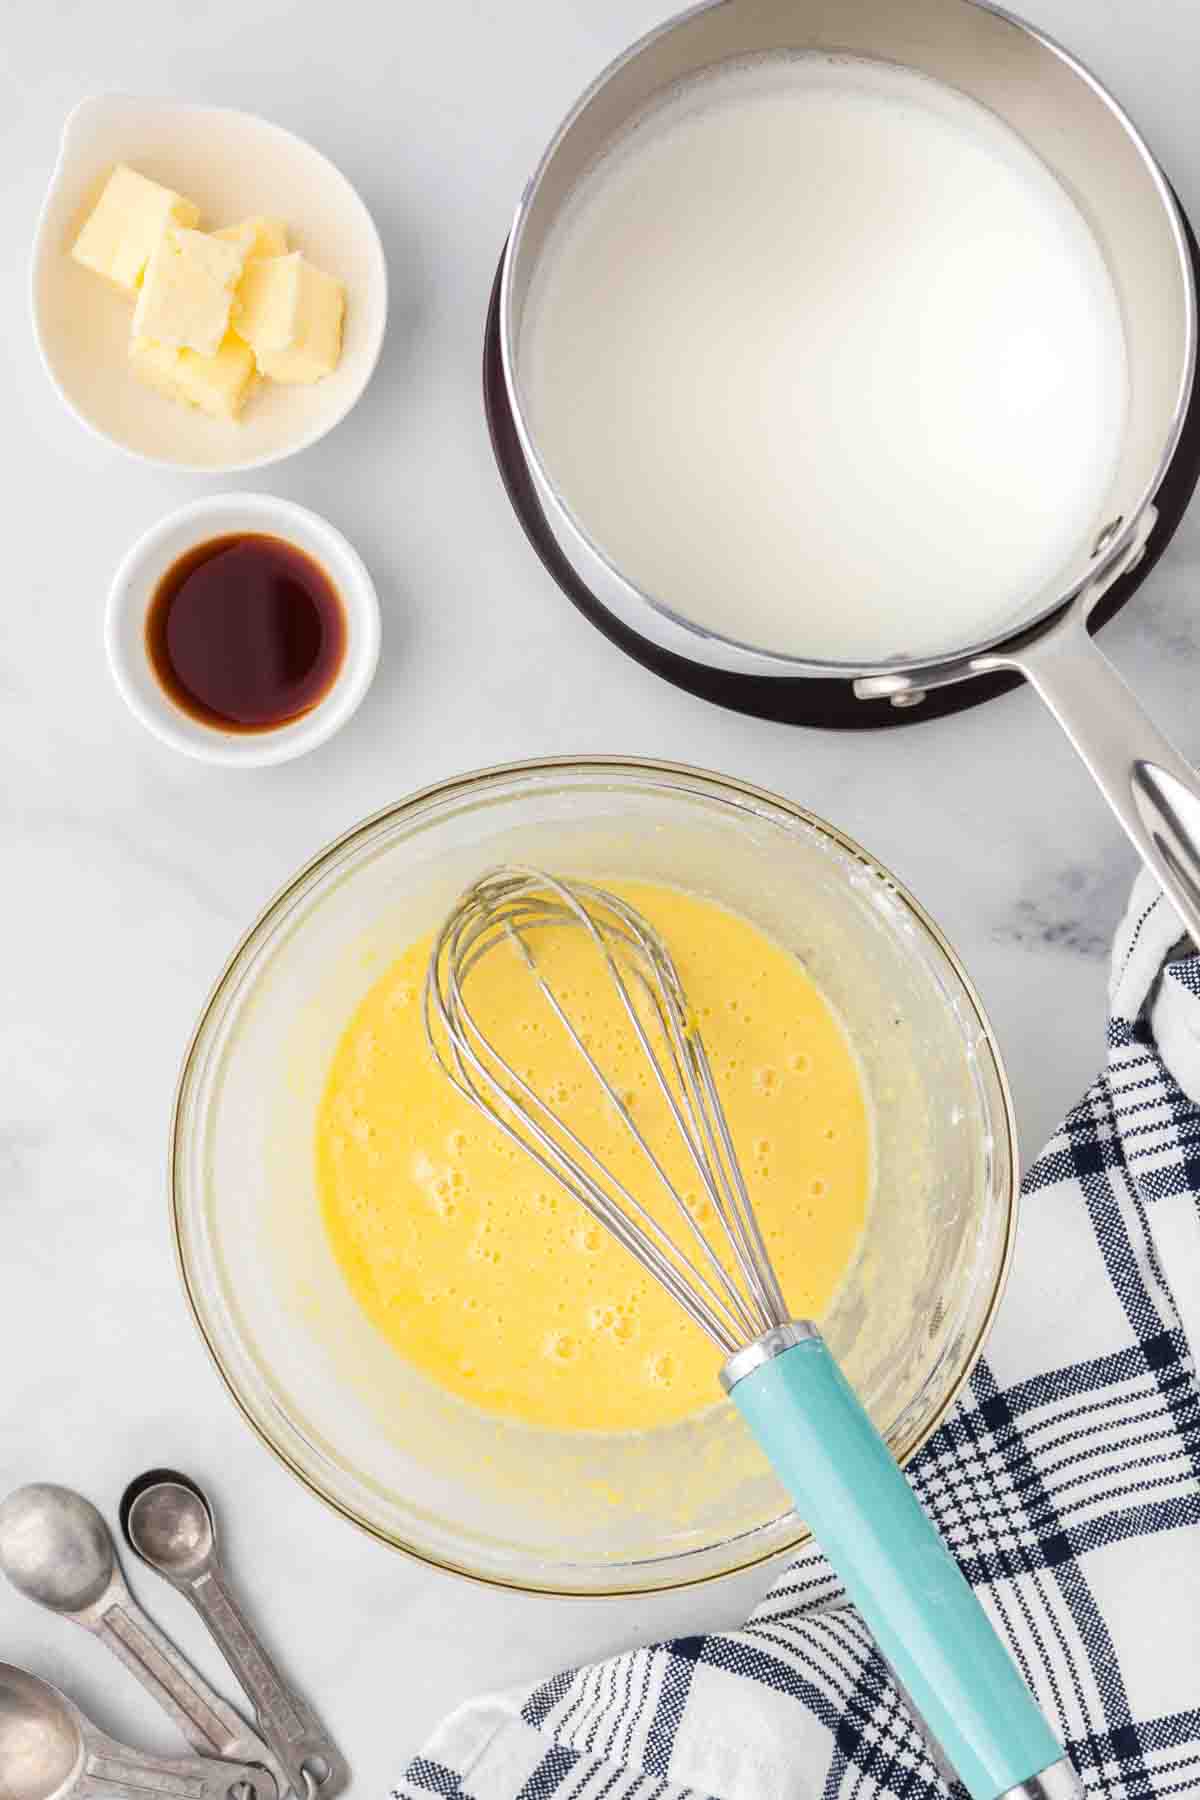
[0,1473,346,1800]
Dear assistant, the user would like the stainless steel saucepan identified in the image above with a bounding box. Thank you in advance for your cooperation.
[500,0,1200,943]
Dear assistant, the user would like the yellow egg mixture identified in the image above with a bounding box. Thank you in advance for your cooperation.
[317,883,870,1433]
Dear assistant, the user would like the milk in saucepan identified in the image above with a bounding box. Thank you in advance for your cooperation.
[518,56,1129,664]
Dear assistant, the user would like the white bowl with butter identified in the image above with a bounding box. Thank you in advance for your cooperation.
[32,95,388,471]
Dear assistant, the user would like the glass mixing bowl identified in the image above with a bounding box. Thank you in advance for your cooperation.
[172,757,1016,1595]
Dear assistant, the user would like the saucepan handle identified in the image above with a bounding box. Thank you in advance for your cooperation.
[994,609,1200,950]
[727,1333,1080,1800]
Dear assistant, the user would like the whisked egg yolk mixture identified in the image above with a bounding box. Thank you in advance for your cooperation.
[316,883,869,1433]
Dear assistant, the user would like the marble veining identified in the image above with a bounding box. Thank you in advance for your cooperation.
[999,857,1132,960]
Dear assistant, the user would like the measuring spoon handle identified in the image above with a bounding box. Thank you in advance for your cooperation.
[185,1567,347,1800]
[93,1590,276,1775]
[78,1736,270,1800]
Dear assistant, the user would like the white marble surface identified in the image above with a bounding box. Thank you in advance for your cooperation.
[3,1,1200,1792]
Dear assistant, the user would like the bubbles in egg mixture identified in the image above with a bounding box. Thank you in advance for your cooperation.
[316,881,871,1433]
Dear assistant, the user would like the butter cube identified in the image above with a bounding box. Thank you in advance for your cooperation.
[130,332,256,419]
[71,164,200,292]
[214,216,289,259]
[236,252,344,382]
[131,227,245,357]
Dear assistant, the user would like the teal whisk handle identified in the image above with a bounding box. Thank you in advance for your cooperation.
[724,1327,1082,1800]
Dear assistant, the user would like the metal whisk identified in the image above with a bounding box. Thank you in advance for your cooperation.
[425,869,1080,1800]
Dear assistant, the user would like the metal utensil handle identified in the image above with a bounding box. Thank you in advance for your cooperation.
[727,1333,1080,1800]
[187,1568,345,1798]
[79,1742,268,1800]
[96,1595,269,1767]
[994,609,1200,950]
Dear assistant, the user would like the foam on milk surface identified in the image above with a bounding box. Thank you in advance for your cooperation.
[519,56,1129,664]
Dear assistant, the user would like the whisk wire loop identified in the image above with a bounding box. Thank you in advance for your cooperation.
[430,900,753,1350]
[424,868,792,1354]
[506,901,765,1347]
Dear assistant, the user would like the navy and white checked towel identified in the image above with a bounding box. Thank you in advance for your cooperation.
[397,872,1200,1800]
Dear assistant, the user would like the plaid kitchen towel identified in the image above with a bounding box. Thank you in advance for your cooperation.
[396,872,1200,1800]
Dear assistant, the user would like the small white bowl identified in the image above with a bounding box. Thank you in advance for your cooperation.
[33,95,388,472]
[106,494,381,766]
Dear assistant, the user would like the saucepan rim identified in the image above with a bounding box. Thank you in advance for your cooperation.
[499,0,1197,680]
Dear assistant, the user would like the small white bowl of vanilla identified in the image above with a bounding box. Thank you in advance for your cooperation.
[31,95,388,472]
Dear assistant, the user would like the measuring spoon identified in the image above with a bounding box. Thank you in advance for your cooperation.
[121,1472,347,1800]
[0,1661,274,1800]
[0,1484,285,1795]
